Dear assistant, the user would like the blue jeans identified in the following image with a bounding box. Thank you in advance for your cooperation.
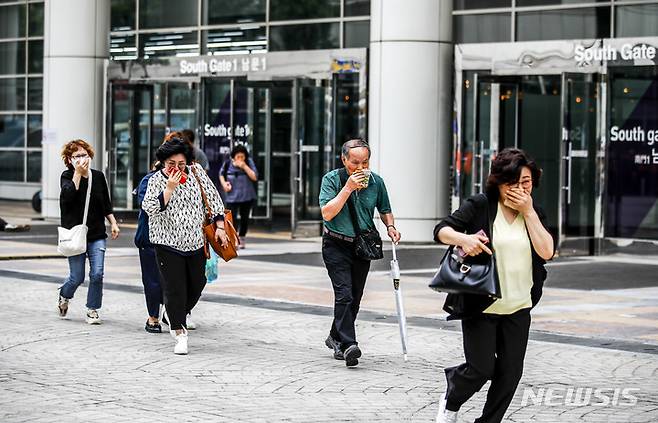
[138,247,163,318]
[60,238,106,309]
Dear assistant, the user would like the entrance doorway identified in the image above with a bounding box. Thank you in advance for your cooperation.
[460,73,601,249]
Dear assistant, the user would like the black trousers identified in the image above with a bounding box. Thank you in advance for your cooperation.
[445,308,531,423]
[154,247,207,330]
[322,235,371,350]
[225,201,253,237]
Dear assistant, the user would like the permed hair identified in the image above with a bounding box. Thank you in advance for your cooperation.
[61,139,95,170]
[155,137,193,164]
[485,148,542,196]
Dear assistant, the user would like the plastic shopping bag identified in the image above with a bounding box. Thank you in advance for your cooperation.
[205,248,220,283]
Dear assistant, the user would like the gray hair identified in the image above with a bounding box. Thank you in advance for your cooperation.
[341,138,371,159]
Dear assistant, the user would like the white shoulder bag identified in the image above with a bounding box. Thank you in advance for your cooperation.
[57,170,93,257]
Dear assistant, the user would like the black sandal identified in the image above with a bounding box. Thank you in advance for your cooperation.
[144,320,162,333]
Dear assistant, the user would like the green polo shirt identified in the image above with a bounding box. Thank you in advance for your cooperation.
[319,168,392,238]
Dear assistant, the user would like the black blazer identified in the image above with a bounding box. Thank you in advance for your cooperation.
[433,192,554,320]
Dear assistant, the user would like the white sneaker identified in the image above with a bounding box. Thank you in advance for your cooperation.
[186,313,197,330]
[86,309,102,325]
[436,393,458,423]
[174,329,188,355]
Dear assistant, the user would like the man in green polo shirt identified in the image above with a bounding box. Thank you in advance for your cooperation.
[319,138,401,367]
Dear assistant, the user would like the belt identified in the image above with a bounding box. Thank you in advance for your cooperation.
[323,227,354,243]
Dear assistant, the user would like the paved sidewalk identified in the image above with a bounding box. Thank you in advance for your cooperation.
[1,276,658,422]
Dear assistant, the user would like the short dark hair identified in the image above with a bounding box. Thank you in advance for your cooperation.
[155,137,193,164]
[341,138,371,159]
[182,129,195,144]
[230,144,249,160]
[486,148,541,195]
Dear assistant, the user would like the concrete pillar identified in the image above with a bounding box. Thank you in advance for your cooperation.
[41,0,109,219]
[369,0,453,242]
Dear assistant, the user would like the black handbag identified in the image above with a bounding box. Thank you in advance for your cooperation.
[429,246,501,298]
[339,169,384,261]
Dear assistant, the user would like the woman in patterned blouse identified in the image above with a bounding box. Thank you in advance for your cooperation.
[142,138,228,355]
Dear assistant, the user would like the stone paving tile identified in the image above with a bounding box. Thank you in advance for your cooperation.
[1,276,657,422]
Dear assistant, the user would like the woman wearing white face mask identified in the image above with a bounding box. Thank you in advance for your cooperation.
[58,139,120,324]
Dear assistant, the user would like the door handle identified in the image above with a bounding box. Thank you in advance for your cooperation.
[561,142,572,204]
[296,139,303,194]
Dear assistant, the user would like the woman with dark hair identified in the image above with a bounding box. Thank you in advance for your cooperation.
[58,139,120,324]
[219,144,258,248]
[433,148,554,423]
[142,138,228,354]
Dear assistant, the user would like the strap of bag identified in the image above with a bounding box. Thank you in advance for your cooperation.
[338,168,361,235]
[190,165,213,221]
[82,170,93,226]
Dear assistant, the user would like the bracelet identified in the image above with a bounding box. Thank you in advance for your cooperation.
[386,225,396,230]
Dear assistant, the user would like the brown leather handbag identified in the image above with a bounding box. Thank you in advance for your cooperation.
[191,166,239,262]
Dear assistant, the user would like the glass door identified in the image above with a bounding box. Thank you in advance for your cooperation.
[109,84,153,210]
[472,75,519,194]
[232,80,271,219]
[292,78,332,237]
[561,73,599,247]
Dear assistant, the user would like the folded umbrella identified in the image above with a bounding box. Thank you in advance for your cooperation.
[390,241,408,361]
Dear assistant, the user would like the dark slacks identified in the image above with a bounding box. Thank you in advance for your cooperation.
[154,247,207,330]
[138,247,163,318]
[225,200,253,237]
[445,308,531,423]
[322,235,371,350]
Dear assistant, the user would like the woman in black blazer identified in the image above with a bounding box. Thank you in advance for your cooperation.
[434,148,554,423]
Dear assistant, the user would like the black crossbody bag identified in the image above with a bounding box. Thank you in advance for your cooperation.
[339,169,384,261]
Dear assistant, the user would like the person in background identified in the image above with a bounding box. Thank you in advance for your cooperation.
[219,145,258,249]
[319,138,401,367]
[58,139,120,324]
[433,148,554,423]
[182,129,209,172]
[142,138,228,355]
[134,164,164,333]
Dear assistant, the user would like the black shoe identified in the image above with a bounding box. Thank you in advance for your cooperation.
[145,320,162,333]
[325,335,344,360]
[343,345,362,367]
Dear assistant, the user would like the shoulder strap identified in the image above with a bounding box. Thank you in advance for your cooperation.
[338,168,361,235]
[190,165,213,220]
[82,170,92,226]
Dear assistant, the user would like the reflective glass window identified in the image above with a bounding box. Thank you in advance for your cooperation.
[140,30,199,58]
[0,151,24,181]
[516,7,610,41]
[0,114,25,147]
[203,26,267,54]
[27,150,41,182]
[345,0,370,16]
[0,77,25,111]
[344,21,369,48]
[0,4,25,39]
[0,41,25,75]
[111,0,135,31]
[168,83,197,130]
[454,13,511,43]
[270,0,340,21]
[111,34,137,60]
[28,40,43,73]
[616,5,658,38]
[270,23,340,51]
[28,2,44,36]
[203,0,266,25]
[517,0,607,5]
[139,0,198,29]
[454,0,510,10]
[28,77,41,111]
[27,114,42,147]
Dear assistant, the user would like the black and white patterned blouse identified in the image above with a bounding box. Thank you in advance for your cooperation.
[142,163,224,253]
